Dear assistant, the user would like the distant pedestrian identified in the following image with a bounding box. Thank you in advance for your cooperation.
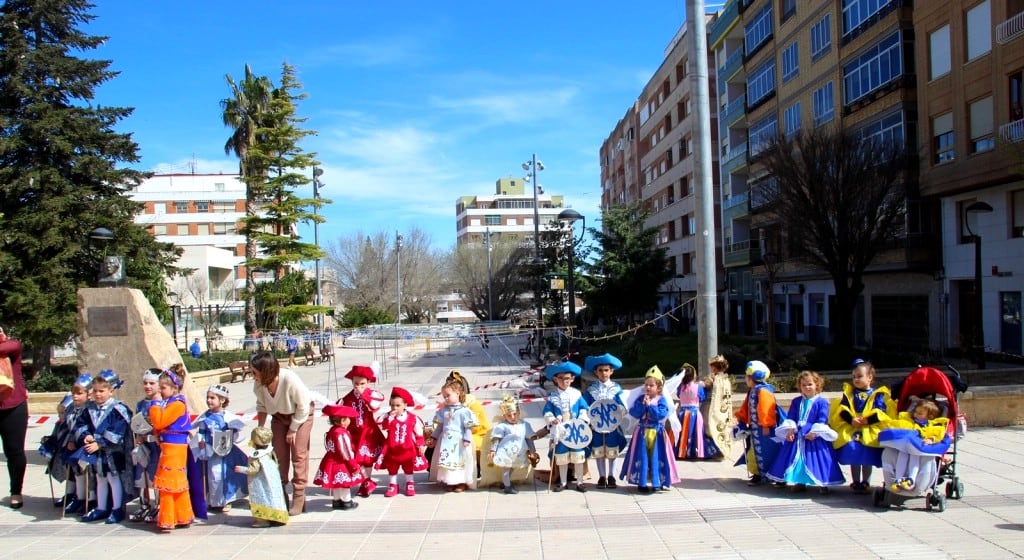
[478,326,490,349]
[286,337,299,367]
[189,338,201,359]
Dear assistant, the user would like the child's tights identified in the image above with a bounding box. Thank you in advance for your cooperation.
[894,452,921,484]
[332,488,352,501]
[95,472,124,510]
[850,464,873,484]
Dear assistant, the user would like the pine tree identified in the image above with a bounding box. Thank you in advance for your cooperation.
[0,0,179,365]
[241,63,328,329]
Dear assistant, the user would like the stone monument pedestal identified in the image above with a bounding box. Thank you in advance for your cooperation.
[77,288,203,411]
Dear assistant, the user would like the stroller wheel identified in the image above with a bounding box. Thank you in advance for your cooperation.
[945,482,954,499]
[954,480,964,499]
[935,494,947,512]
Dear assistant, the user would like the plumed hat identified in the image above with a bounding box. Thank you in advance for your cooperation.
[99,369,124,389]
[322,404,358,418]
[57,394,74,415]
[73,373,94,391]
[584,353,623,373]
[544,360,582,381]
[745,360,771,382]
[345,365,376,383]
[390,386,414,405]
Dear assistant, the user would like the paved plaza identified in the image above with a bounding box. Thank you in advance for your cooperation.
[2,334,1023,559]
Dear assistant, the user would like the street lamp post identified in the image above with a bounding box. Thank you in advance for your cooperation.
[522,154,545,329]
[485,227,494,321]
[312,166,325,331]
[761,250,780,361]
[964,200,993,369]
[557,209,585,326]
[396,232,403,325]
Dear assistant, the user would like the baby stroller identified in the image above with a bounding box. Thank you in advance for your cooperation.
[872,365,967,512]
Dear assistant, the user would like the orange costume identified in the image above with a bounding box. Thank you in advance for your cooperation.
[149,394,197,529]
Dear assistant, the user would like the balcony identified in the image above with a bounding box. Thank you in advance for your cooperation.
[720,94,747,128]
[721,142,748,175]
[722,191,750,223]
[717,50,744,90]
[997,11,1024,44]
[709,0,739,49]
[1000,118,1024,142]
[724,239,760,267]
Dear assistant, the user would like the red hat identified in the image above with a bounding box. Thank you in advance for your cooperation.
[323,404,357,418]
[390,386,414,405]
[345,365,376,383]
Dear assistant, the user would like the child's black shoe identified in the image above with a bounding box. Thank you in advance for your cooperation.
[596,477,607,489]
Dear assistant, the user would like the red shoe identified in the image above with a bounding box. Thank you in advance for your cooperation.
[384,484,399,498]
[358,479,377,497]
[405,482,416,497]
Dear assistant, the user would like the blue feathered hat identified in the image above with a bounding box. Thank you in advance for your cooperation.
[584,353,623,374]
[745,360,771,382]
[73,373,93,390]
[98,369,124,390]
[57,393,74,414]
[545,360,582,381]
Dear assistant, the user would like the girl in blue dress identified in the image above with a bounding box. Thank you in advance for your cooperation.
[621,366,679,493]
[767,371,845,493]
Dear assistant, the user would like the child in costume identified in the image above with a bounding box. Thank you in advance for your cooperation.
[543,361,590,493]
[621,366,679,493]
[881,398,950,492]
[487,395,538,494]
[766,371,845,493]
[733,360,784,486]
[582,353,627,489]
[429,377,478,491]
[675,363,721,460]
[149,366,206,530]
[192,384,248,511]
[828,358,894,493]
[236,427,289,526]
[72,370,134,523]
[377,387,428,497]
[700,354,733,459]
[313,404,363,510]
[43,375,92,514]
[129,368,163,522]
[337,364,385,497]
[446,371,491,478]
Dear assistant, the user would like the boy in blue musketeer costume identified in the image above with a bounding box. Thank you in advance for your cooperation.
[71,370,134,523]
[41,374,92,512]
[582,353,627,489]
[543,361,590,493]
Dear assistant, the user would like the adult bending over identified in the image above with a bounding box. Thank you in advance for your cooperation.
[250,350,313,515]
[0,326,27,509]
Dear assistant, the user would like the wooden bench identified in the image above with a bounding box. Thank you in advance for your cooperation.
[228,361,252,383]
[319,345,334,362]
[304,347,321,365]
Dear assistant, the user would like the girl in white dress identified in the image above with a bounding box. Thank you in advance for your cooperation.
[487,396,538,494]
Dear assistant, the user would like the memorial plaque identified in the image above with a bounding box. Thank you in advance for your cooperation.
[87,306,129,337]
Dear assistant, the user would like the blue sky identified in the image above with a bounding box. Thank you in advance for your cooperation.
[87,1,721,251]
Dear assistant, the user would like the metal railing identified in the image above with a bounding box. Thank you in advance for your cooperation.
[997,10,1024,44]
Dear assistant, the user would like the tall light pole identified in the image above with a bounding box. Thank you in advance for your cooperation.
[557,208,585,326]
[396,232,403,325]
[485,227,494,321]
[523,154,545,329]
[964,200,993,369]
[313,166,325,331]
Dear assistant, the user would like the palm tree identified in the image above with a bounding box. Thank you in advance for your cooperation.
[222,64,272,333]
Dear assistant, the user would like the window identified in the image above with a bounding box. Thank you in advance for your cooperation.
[176,224,190,235]
[933,113,955,164]
[813,82,835,126]
[676,59,688,83]
[152,202,166,214]
[679,137,691,156]
[196,224,210,236]
[842,0,895,36]
[929,24,951,79]
[781,42,799,82]
[1012,190,1024,238]
[843,32,903,106]
[689,216,697,236]
[969,95,995,153]
[196,201,210,212]
[780,0,796,22]
[966,1,992,61]
[151,224,168,235]
[744,5,774,56]
[213,223,233,235]
[214,182,226,192]
[213,201,235,212]
[784,102,802,138]
[860,111,904,149]
[174,201,188,213]
[811,14,832,60]
[1011,72,1024,124]
[749,115,779,156]
[747,59,777,106]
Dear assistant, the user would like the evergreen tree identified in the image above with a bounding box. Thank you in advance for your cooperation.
[0,0,179,365]
[236,63,328,329]
[583,201,673,324]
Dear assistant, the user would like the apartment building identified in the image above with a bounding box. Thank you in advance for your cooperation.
[710,0,942,351]
[600,18,722,333]
[455,177,566,246]
[916,0,1024,356]
[130,173,248,307]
